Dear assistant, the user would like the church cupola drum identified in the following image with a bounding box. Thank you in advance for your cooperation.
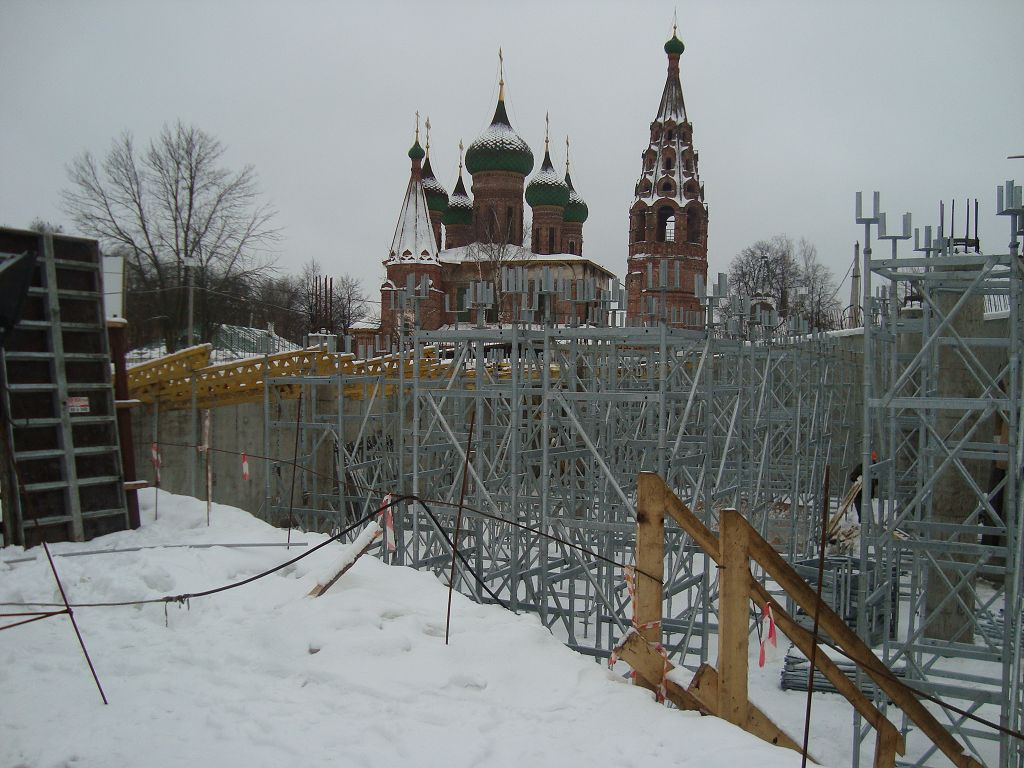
[625,25,709,326]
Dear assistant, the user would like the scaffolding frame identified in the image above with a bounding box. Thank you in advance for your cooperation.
[857,185,1023,767]
[265,293,861,671]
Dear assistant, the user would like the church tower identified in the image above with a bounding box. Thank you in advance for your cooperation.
[465,53,534,246]
[625,26,709,326]
[420,119,449,250]
[525,116,569,255]
[442,141,474,249]
[381,117,445,339]
[561,137,588,256]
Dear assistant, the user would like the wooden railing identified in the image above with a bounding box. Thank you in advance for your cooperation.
[615,472,982,768]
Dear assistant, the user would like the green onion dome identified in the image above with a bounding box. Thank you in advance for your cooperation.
[525,149,569,208]
[465,99,534,176]
[408,140,425,160]
[442,173,473,226]
[563,171,589,223]
[664,32,685,56]
[421,157,449,213]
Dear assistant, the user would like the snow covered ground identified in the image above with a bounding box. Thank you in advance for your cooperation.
[0,491,823,768]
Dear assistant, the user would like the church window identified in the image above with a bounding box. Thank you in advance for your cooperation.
[666,130,674,142]
[568,240,577,255]
[548,229,556,252]
[662,181,673,194]
[656,206,676,243]
[663,156,674,171]
[533,228,540,252]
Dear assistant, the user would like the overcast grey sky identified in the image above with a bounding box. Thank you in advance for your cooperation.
[2,0,1022,318]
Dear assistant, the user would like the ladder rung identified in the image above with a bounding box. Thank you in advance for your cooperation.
[66,383,114,391]
[5,383,57,391]
[3,352,55,360]
[17,320,103,331]
[14,445,118,461]
[23,479,69,492]
[52,259,101,271]
[76,475,122,487]
[27,286,101,299]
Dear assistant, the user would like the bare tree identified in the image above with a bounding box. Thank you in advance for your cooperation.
[727,234,839,330]
[27,218,64,234]
[291,260,368,337]
[62,121,278,352]
[727,234,800,319]
[334,274,368,335]
[792,238,841,330]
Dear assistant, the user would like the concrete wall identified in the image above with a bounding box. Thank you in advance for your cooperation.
[131,398,297,520]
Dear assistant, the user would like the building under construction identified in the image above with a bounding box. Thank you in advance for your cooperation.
[76,185,1020,767]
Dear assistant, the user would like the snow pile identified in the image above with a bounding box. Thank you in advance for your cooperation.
[1,492,813,767]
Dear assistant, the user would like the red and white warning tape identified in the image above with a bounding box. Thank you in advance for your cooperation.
[758,602,778,668]
[241,452,250,481]
[150,442,161,485]
[611,564,668,702]
[378,494,396,552]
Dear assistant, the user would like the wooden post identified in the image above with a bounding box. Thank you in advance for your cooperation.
[718,508,750,727]
[634,473,665,693]
[873,723,898,768]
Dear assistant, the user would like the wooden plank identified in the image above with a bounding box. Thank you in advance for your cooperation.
[634,472,665,694]
[718,508,749,727]
[615,632,707,713]
[307,527,383,597]
[648,472,906,756]
[617,634,809,760]
[744,529,980,768]
[690,664,809,758]
[873,722,899,768]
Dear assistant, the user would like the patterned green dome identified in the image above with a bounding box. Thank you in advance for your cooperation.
[664,33,685,55]
[563,171,589,223]
[421,157,449,214]
[442,173,473,226]
[408,140,425,160]
[525,149,569,208]
[465,99,534,176]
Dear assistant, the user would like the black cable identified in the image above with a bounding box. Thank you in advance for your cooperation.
[0,504,388,609]
[148,438,663,584]
[413,496,513,614]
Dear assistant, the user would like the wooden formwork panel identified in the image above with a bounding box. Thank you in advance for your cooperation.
[0,228,129,547]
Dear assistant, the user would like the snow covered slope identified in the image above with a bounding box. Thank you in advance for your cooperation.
[1,492,814,767]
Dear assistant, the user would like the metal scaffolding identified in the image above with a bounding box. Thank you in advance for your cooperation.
[265,278,862,668]
[257,182,1021,767]
[857,185,1023,767]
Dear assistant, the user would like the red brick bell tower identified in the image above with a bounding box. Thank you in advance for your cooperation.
[625,26,709,327]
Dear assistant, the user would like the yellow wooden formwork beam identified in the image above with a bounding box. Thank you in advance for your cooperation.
[127,344,212,401]
[127,345,448,410]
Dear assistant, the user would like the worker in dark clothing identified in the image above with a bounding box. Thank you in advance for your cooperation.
[849,451,878,522]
